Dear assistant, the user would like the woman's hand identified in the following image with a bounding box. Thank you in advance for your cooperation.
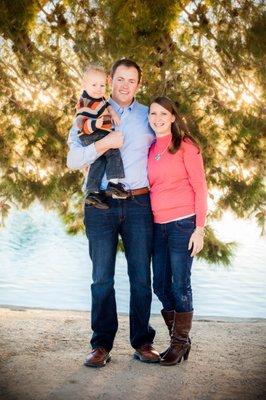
[188,227,204,257]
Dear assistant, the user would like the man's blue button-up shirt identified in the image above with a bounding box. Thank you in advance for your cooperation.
[67,97,155,190]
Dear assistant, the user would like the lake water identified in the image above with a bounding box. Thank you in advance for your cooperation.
[0,204,265,318]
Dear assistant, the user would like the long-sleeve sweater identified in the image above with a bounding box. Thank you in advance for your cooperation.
[147,134,208,226]
[75,90,112,135]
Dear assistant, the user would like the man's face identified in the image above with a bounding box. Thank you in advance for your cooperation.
[109,65,140,107]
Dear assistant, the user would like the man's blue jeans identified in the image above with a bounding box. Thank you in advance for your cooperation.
[152,215,196,313]
[84,194,155,352]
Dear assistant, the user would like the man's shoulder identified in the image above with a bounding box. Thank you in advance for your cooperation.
[133,101,149,113]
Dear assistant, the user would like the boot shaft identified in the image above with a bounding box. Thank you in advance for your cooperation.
[161,309,174,335]
[171,311,193,341]
[160,311,193,366]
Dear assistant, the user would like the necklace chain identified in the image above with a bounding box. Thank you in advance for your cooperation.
[154,138,172,161]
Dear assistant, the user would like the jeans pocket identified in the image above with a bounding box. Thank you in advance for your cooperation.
[132,196,150,208]
[175,216,196,232]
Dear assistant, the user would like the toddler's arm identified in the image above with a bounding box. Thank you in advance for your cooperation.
[107,105,121,126]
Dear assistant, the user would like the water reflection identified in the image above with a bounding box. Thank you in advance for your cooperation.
[0,203,265,317]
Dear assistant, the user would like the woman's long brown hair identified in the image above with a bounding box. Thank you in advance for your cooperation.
[149,96,199,154]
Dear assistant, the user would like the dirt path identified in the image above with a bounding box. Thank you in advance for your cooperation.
[0,307,265,400]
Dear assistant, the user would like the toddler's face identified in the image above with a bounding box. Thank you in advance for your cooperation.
[83,70,106,99]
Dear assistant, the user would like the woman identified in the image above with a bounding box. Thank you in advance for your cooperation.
[148,96,208,366]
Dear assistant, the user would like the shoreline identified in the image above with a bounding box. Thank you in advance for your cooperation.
[0,304,264,322]
[1,307,265,400]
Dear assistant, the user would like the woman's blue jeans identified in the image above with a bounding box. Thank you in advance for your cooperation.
[84,194,155,352]
[152,215,196,313]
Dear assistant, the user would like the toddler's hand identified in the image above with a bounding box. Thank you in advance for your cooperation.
[108,106,121,126]
[95,116,104,129]
[82,165,90,176]
[76,116,87,132]
[111,113,121,126]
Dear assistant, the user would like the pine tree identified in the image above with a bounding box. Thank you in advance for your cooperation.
[0,0,265,264]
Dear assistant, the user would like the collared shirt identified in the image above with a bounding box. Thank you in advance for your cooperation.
[67,97,155,190]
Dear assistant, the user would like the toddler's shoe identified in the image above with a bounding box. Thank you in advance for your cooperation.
[85,192,109,210]
[105,183,129,199]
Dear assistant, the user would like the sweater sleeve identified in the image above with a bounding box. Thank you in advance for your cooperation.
[182,140,208,227]
[83,118,97,134]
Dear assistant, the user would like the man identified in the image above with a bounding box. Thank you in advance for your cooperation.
[67,59,159,367]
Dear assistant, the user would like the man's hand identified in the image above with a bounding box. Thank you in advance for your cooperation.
[95,131,124,154]
[104,131,123,148]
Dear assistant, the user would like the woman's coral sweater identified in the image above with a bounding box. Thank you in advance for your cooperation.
[148,134,208,226]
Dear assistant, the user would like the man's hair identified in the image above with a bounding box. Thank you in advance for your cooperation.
[83,64,106,76]
[110,59,142,83]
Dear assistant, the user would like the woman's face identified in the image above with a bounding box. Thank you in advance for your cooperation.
[149,102,175,136]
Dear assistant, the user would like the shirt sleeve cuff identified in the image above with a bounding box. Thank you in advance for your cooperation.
[84,142,99,163]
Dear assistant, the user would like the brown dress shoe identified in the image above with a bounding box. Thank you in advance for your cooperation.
[84,347,111,368]
[134,344,160,363]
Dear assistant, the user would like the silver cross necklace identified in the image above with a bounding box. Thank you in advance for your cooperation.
[154,137,172,161]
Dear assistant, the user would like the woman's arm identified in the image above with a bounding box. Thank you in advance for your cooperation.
[183,140,208,256]
[183,140,208,228]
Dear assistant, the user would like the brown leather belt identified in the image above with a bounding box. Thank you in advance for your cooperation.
[128,187,150,196]
[105,186,150,198]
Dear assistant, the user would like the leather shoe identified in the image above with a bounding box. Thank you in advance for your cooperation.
[84,193,109,210]
[134,344,160,363]
[84,347,111,368]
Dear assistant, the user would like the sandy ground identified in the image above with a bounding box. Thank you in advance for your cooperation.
[0,307,265,400]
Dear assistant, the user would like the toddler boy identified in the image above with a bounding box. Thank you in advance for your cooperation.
[75,65,128,209]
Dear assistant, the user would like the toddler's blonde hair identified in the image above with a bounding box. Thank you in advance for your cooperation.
[83,64,106,77]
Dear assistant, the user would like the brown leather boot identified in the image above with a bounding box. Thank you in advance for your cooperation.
[160,309,174,357]
[160,311,193,366]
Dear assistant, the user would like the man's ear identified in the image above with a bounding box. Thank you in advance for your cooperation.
[108,75,113,86]
[135,80,141,94]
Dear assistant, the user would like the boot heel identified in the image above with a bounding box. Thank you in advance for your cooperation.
[183,347,190,361]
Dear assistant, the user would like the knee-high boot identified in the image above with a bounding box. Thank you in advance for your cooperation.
[160,310,193,366]
[160,309,174,357]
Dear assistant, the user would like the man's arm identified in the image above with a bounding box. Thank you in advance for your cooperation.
[67,122,123,170]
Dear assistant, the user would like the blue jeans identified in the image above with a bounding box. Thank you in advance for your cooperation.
[84,194,155,351]
[152,215,196,313]
[80,130,125,193]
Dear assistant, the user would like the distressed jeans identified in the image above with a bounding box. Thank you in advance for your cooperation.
[152,215,196,313]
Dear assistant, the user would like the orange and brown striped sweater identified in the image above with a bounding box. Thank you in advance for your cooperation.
[75,90,112,136]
